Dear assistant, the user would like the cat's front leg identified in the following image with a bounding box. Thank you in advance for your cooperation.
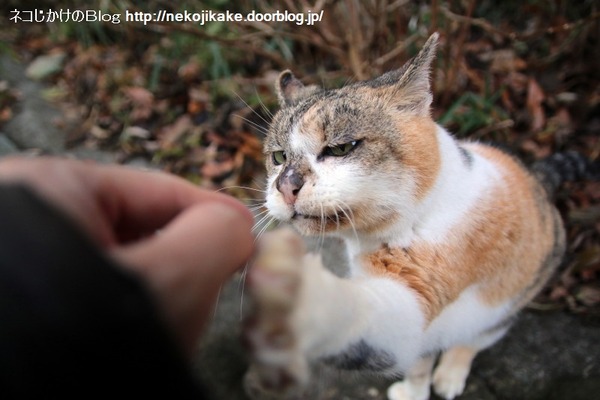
[243,228,425,398]
[243,228,310,398]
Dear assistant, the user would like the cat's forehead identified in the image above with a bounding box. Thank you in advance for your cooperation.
[268,88,376,149]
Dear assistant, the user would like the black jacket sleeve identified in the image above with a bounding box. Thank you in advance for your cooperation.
[0,185,206,398]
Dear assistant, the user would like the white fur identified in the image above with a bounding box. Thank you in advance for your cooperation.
[412,126,499,242]
[280,252,512,378]
[291,253,426,372]
[423,285,513,352]
[290,124,320,155]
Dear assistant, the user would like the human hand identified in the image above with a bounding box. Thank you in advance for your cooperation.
[0,156,254,354]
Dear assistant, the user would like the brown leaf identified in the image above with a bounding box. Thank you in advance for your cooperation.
[178,59,202,82]
[157,115,193,149]
[504,71,528,94]
[575,284,600,307]
[547,107,573,139]
[201,158,235,180]
[520,139,552,159]
[237,131,264,161]
[526,78,546,132]
[123,86,154,120]
[187,87,210,115]
[0,107,13,122]
[569,206,600,225]
[549,285,569,301]
[572,245,600,271]
[480,49,527,74]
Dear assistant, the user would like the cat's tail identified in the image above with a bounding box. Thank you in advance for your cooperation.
[532,151,599,196]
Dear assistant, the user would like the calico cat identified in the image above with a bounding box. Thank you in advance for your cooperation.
[243,33,585,400]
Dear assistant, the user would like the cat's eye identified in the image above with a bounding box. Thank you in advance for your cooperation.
[272,150,287,165]
[326,141,359,157]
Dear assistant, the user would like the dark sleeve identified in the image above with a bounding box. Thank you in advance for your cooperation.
[0,185,207,398]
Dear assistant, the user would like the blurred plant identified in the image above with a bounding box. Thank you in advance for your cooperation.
[438,83,510,139]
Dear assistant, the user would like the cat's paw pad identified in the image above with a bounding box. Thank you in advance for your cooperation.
[244,363,306,400]
[243,228,309,395]
[387,381,429,400]
[432,364,468,400]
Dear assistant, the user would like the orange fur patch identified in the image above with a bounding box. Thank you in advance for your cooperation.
[394,116,441,200]
[296,105,326,150]
[364,144,562,323]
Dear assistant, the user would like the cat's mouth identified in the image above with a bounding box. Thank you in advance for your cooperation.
[292,211,344,220]
[292,212,321,220]
[291,210,350,231]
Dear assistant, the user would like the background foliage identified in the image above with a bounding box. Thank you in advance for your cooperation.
[1,0,599,317]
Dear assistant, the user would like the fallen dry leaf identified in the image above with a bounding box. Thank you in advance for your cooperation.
[480,49,527,74]
[575,284,600,307]
[201,158,235,180]
[526,77,546,132]
[123,86,154,121]
[157,115,193,149]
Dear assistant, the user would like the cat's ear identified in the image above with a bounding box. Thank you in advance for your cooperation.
[276,70,319,107]
[369,33,439,115]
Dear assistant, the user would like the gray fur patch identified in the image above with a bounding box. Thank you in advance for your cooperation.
[322,340,396,372]
[458,145,474,168]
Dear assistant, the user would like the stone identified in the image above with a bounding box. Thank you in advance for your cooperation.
[25,52,66,81]
[0,133,19,156]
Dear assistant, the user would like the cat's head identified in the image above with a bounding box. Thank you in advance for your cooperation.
[264,33,441,237]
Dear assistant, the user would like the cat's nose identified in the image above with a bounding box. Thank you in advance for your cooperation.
[276,167,305,205]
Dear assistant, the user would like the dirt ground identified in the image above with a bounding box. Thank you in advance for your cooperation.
[195,237,600,400]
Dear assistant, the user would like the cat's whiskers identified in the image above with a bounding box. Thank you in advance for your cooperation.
[216,184,272,319]
[233,199,265,208]
[333,206,341,232]
[216,185,269,225]
[238,260,252,319]
[337,201,359,243]
[252,210,274,235]
[251,177,268,191]
[318,202,326,251]
[236,90,273,128]
[341,75,358,88]
[245,215,278,317]
[253,205,272,229]
[217,186,268,216]
[213,284,223,319]
[253,210,279,247]
[247,204,267,213]
[217,185,267,198]
[251,208,270,221]
[254,86,274,120]
[231,90,272,135]
[239,209,278,319]
[235,114,270,136]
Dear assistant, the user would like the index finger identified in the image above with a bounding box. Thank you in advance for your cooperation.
[86,163,255,244]
[0,157,254,247]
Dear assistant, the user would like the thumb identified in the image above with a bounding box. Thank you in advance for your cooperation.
[112,201,254,353]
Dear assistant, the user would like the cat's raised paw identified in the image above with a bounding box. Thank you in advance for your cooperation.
[243,228,309,397]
